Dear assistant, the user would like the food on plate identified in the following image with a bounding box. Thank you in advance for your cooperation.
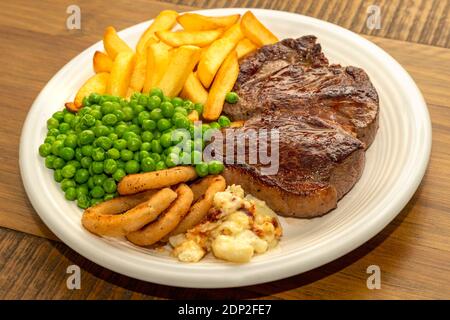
[136,10,178,54]
[177,13,240,31]
[118,166,198,195]
[203,51,239,120]
[197,23,244,88]
[235,38,257,59]
[93,51,113,73]
[169,175,226,236]
[157,45,201,97]
[82,188,177,236]
[221,36,379,217]
[155,29,224,47]
[129,37,158,92]
[71,72,110,110]
[187,109,199,122]
[169,185,282,263]
[142,42,171,93]
[180,72,208,104]
[107,51,136,97]
[127,184,194,246]
[240,11,278,47]
[103,26,133,59]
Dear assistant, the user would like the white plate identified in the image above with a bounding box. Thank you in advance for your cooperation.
[19,9,431,288]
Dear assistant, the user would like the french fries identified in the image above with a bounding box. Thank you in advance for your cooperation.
[142,42,171,93]
[118,166,198,195]
[107,51,136,97]
[156,29,224,47]
[229,120,245,128]
[203,51,239,120]
[180,72,208,104]
[157,45,201,97]
[73,72,110,109]
[82,189,176,237]
[129,37,158,92]
[240,11,278,47]
[93,51,113,73]
[177,13,240,31]
[126,184,194,246]
[197,23,244,88]
[136,10,178,53]
[103,26,133,59]
[235,38,257,59]
[187,110,199,122]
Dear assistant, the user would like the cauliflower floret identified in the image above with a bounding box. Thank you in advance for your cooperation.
[236,230,269,254]
[213,190,244,215]
[173,240,206,263]
[212,235,254,263]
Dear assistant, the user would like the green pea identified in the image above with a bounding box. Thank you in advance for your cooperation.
[47,117,59,129]
[52,111,65,122]
[133,152,140,162]
[107,148,121,160]
[113,109,124,122]
[165,153,179,168]
[116,159,125,169]
[138,94,148,106]
[39,143,52,157]
[64,187,77,201]
[61,179,76,191]
[157,118,172,132]
[51,140,64,156]
[150,153,161,162]
[194,103,203,115]
[94,125,110,137]
[115,124,128,138]
[122,131,137,141]
[174,116,190,129]
[96,136,112,150]
[141,131,154,142]
[120,149,134,161]
[52,157,66,169]
[56,134,67,142]
[47,128,60,137]
[191,150,203,164]
[108,133,118,141]
[104,194,115,201]
[225,92,239,104]
[218,115,231,127]
[76,185,89,198]
[140,157,155,172]
[125,160,140,174]
[138,150,150,161]
[93,174,107,186]
[89,198,102,206]
[44,136,56,145]
[150,108,163,122]
[102,113,118,126]
[114,139,127,150]
[112,168,126,182]
[89,109,102,121]
[63,134,77,148]
[90,186,105,199]
[87,177,95,189]
[104,159,117,175]
[101,101,115,114]
[127,124,142,135]
[142,119,156,131]
[183,100,194,112]
[74,168,89,184]
[171,97,183,107]
[151,140,163,154]
[77,194,91,209]
[79,130,95,145]
[45,155,56,169]
[208,160,224,174]
[88,93,101,104]
[179,151,191,165]
[141,142,151,152]
[91,161,104,174]
[147,95,161,110]
[103,178,117,194]
[60,147,75,161]
[195,162,209,177]
[127,138,141,152]
[80,156,93,169]
[159,132,172,148]
[80,145,93,157]
[92,148,105,161]
[149,88,164,100]
[61,164,76,178]
[53,169,63,182]
[67,160,81,169]
[122,106,134,122]
[209,122,221,130]
[155,160,167,170]
[63,113,75,125]
[160,101,174,118]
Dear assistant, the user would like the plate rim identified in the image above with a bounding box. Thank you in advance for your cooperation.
[19,8,432,288]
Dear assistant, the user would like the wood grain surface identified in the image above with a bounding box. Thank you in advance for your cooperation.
[0,0,449,299]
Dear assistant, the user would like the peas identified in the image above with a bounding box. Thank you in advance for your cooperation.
[142,119,156,131]
[65,187,77,201]
[120,149,134,161]
[93,174,107,186]
[112,168,126,182]
[194,103,203,115]
[77,194,90,209]
[76,185,89,198]
[45,155,56,169]
[141,131,154,142]
[151,140,163,153]
[127,137,142,152]
[165,153,179,168]
[60,147,75,161]
[174,115,190,129]
[81,114,96,128]
[150,108,163,122]
[195,162,209,177]
[141,157,155,172]
[108,133,118,141]
[59,122,71,134]
[218,115,231,127]
[96,136,112,150]
[114,139,127,150]
[122,106,134,121]
[92,148,105,161]
[208,160,224,174]
[91,161,104,174]
[54,169,63,182]
[44,136,56,145]
[90,186,105,199]
[61,164,76,178]
[115,124,128,137]
[39,143,52,157]
[51,140,64,156]
[64,134,78,148]
[191,150,202,164]
[150,88,164,100]
[147,95,161,110]
[104,159,117,175]
[61,179,76,191]
[102,113,117,126]
[160,132,172,148]
[138,111,151,125]
[107,148,120,160]
[155,161,167,170]
[171,97,183,107]
[89,93,101,104]
[79,130,95,145]
[101,101,115,114]
[47,128,60,137]
[67,159,81,169]
[125,160,140,174]
[103,178,117,194]
[75,168,89,184]
[63,113,75,125]
[225,92,239,104]
[157,118,172,132]
[104,194,115,201]
[81,145,93,157]
[53,111,65,122]
[52,157,66,169]
[209,122,221,130]
[161,102,175,118]
[80,156,93,169]
[93,125,110,137]
[113,109,124,122]
[47,117,59,129]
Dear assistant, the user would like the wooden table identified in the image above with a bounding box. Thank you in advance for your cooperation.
[1,0,449,299]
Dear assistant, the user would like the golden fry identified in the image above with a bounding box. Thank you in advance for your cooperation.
[240,11,278,47]
[203,51,239,120]
[107,51,136,97]
[93,51,113,73]
[177,13,240,31]
[74,72,109,108]
[118,166,198,195]
[187,110,199,122]
[127,184,194,246]
[103,26,133,59]
[82,189,177,237]
[136,10,178,53]
[155,29,224,47]
[142,42,171,93]
[129,37,158,92]
[229,120,245,128]
[157,45,201,97]
[197,23,243,88]
[180,72,208,104]
[169,175,226,237]
[235,38,257,59]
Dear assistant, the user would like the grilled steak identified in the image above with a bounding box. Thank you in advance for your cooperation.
[220,36,379,218]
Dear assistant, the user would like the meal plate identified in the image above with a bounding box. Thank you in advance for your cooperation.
[19,9,431,288]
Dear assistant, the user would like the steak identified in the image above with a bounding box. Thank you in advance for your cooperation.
[220,36,379,218]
